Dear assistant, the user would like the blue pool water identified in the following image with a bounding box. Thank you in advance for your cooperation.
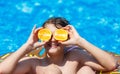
[0,0,120,56]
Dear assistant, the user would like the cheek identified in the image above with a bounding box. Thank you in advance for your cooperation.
[44,44,50,50]
[58,44,64,50]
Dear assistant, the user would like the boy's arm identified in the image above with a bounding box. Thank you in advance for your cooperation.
[0,43,32,74]
[61,25,116,71]
[0,25,45,74]
[77,38,116,71]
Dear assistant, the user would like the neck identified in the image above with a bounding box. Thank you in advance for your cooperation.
[47,50,65,65]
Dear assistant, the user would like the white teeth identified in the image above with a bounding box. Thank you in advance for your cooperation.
[48,42,59,47]
[51,43,56,45]
[51,43,58,47]
[52,43,55,45]
[52,44,56,46]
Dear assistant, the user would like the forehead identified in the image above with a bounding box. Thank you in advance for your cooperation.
[45,24,58,32]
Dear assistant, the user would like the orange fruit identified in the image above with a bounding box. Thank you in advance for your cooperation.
[38,28,52,41]
[54,29,68,41]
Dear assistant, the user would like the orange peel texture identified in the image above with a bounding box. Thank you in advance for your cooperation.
[38,29,52,41]
[54,29,68,41]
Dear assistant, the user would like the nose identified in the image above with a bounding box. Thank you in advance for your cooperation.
[51,35,56,41]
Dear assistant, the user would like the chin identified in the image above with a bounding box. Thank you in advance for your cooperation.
[47,47,62,55]
[48,49,58,54]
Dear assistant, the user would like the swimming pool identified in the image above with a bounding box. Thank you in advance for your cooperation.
[0,0,120,56]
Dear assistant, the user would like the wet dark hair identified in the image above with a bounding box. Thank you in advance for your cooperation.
[42,17,70,28]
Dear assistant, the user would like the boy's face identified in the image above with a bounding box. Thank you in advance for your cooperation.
[44,24,64,54]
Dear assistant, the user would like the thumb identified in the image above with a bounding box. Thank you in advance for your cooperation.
[34,41,46,49]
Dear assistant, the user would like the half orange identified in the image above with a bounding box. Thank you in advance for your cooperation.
[38,28,52,41]
[54,29,68,41]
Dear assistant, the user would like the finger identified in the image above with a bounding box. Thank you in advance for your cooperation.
[67,25,80,36]
[32,25,36,33]
[29,25,36,36]
[62,26,70,30]
[34,27,43,33]
[68,25,77,32]
[68,31,73,38]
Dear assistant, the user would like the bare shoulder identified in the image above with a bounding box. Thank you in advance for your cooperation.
[17,57,42,70]
[20,56,40,61]
[19,57,41,65]
[66,48,94,62]
[13,57,41,74]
